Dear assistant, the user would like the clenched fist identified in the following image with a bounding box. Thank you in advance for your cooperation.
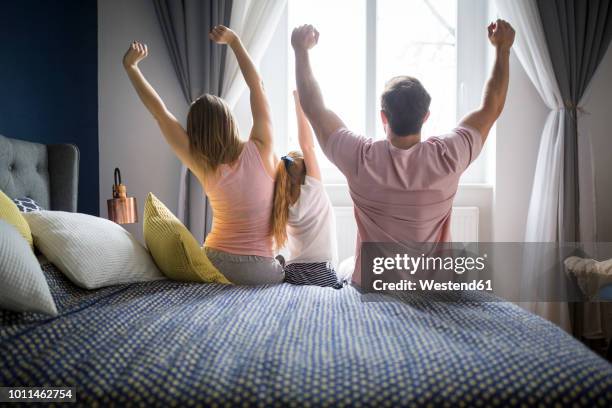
[209,25,238,45]
[291,24,319,52]
[123,41,148,68]
[488,19,515,51]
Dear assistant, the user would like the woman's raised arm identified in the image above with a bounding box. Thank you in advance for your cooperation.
[209,26,274,158]
[122,42,196,170]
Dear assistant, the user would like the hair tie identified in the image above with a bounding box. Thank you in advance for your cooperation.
[280,155,294,170]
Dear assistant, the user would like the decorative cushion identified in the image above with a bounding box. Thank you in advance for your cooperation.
[0,221,57,315]
[13,197,44,212]
[143,193,231,284]
[23,211,163,289]
[0,190,33,248]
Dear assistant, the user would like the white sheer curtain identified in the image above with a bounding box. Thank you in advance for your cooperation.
[495,0,570,330]
[223,0,287,108]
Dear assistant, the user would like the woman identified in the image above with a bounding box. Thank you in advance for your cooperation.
[123,25,283,285]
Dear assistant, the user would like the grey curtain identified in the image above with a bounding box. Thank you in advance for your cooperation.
[536,0,612,337]
[536,0,612,242]
[153,0,232,243]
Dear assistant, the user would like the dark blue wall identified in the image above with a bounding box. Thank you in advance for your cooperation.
[0,0,98,215]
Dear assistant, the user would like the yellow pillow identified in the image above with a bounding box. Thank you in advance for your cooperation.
[0,190,33,248]
[143,193,230,284]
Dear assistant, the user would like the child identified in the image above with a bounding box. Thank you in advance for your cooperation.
[271,91,342,289]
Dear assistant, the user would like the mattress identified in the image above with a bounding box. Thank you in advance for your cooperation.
[1,263,611,407]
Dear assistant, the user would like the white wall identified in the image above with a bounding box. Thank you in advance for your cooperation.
[98,0,186,242]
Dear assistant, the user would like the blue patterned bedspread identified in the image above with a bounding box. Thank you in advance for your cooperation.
[1,263,611,407]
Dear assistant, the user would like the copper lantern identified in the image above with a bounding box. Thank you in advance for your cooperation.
[107,168,138,224]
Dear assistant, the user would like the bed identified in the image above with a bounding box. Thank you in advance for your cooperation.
[1,135,611,406]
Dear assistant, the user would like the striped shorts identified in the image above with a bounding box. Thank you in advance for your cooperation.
[283,262,344,289]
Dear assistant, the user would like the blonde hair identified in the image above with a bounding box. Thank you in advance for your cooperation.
[187,94,242,173]
[272,151,305,249]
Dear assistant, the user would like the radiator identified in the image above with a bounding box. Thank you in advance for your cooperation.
[333,207,359,263]
[333,206,480,262]
[450,206,480,242]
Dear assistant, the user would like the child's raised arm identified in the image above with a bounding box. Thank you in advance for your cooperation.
[294,90,321,180]
[210,26,274,160]
[122,42,196,172]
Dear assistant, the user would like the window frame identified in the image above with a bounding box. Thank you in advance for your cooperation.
[283,0,491,185]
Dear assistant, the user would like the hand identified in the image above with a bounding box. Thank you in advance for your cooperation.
[291,25,319,52]
[123,41,148,68]
[209,25,238,45]
[488,19,515,51]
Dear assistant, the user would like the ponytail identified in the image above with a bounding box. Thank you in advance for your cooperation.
[271,151,304,250]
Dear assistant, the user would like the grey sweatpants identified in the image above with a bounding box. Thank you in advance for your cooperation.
[204,247,285,285]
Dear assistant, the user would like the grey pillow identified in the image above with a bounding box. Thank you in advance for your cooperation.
[0,220,58,315]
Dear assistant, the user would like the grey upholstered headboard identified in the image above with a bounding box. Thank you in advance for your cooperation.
[0,134,79,212]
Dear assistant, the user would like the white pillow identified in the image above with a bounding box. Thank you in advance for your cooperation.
[0,221,58,315]
[24,211,163,289]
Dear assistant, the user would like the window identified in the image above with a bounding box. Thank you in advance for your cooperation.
[284,0,489,183]
[376,0,457,138]
[286,0,367,173]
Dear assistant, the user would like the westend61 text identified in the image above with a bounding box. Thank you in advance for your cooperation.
[372,279,493,292]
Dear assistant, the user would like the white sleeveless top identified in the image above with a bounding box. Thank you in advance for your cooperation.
[286,176,338,268]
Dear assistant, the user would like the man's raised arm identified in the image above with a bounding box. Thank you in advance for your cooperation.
[291,25,345,148]
[460,19,515,143]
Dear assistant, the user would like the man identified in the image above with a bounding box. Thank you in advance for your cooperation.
[291,20,515,285]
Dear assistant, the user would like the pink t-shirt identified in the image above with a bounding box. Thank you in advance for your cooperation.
[322,126,483,285]
[203,140,275,258]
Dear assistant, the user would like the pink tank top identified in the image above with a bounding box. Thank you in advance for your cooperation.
[203,140,275,258]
